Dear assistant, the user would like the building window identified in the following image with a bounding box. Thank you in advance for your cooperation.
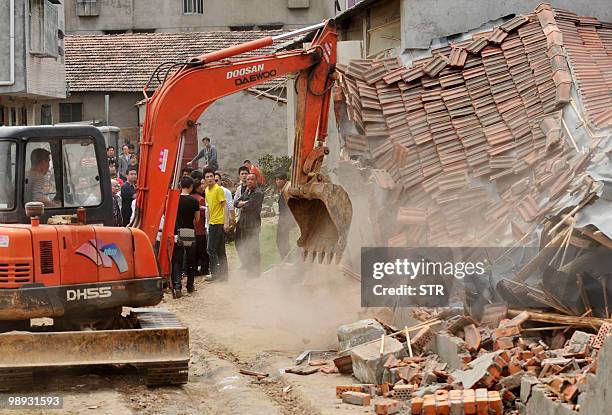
[183,0,203,14]
[258,24,284,30]
[20,107,28,126]
[41,105,52,125]
[0,106,4,126]
[59,103,83,123]
[229,25,255,31]
[9,108,17,126]
[29,0,59,58]
[287,0,310,8]
[76,0,100,17]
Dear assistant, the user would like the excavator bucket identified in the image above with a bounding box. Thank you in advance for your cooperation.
[286,181,352,264]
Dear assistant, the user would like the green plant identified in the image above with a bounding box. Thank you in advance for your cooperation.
[258,154,292,185]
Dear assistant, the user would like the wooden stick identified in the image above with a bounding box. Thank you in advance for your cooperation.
[522,326,571,332]
[547,193,596,236]
[239,369,269,378]
[405,326,413,358]
[564,309,592,334]
[561,118,580,152]
[379,334,385,356]
[513,229,572,282]
[508,309,611,329]
[344,319,442,352]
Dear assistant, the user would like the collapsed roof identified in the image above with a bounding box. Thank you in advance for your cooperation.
[336,3,612,249]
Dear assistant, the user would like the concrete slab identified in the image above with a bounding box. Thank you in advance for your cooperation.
[337,319,385,351]
[350,337,406,384]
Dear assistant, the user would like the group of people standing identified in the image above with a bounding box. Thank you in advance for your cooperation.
[107,136,295,299]
[107,144,140,227]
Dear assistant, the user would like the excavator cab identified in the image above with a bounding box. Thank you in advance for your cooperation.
[0,126,114,226]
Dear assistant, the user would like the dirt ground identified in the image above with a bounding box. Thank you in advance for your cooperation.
[3,243,376,415]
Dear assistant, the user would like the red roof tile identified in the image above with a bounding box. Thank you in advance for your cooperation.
[66,30,289,92]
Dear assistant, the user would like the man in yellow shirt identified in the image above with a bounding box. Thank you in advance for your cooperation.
[204,168,229,280]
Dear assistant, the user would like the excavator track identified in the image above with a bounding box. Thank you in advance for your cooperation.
[143,361,190,386]
[0,368,34,392]
[0,308,189,391]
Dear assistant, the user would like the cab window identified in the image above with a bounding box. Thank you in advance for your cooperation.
[63,140,101,207]
[0,141,16,210]
[24,138,102,208]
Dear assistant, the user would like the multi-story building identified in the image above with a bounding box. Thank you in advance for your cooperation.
[0,0,66,126]
[64,0,335,34]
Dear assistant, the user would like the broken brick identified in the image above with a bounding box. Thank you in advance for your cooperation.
[336,385,363,398]
[494,337,515,350]
[549,377,564,393]
[488,391,503,415]
[437,399,450,415]
[423,394,437,415]
[411,397,424,415]
[342,391,371,406]
[412,326,435,351]
[375,398,401,415]
[488,363,503,379]
[475,388,488,415]
[393,384,414,400]
[493,325,520,340]
[562,383,579,401]
[463,389,476,415]
[449,392,462,415]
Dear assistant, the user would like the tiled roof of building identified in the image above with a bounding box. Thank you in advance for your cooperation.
[65,30,290,92]
[337,3,612,246]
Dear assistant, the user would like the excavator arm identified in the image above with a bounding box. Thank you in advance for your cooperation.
[132,21,352,280]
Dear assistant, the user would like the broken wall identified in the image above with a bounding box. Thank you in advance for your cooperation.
[400,0,612,50]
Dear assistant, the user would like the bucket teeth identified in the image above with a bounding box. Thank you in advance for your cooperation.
[310,250,318,263]
[325,252,334,264]
[317,251,325,264]
[300,249,309,262]
[334,252,342,264]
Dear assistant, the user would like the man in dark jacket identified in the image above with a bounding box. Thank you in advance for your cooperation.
[120,167,137,226]
[186,137,219,171]
[172,176,200,297]
[235,173,264,276]
[111,179,123,226]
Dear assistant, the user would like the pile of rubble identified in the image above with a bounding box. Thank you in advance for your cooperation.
[281,310,611,414]
[335,3,611,250]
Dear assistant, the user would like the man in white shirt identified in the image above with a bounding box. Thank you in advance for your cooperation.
[24,148,57,207]
[214,172,235,223]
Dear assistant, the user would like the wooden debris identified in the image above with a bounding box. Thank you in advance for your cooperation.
[508,309,612,329]
[239,369,268,378]
[285,366,319,375]
[464,324,482,352]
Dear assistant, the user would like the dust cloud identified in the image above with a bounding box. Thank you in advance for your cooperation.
[218,261,363,351]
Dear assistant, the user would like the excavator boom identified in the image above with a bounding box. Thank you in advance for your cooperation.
[133,20,352,275]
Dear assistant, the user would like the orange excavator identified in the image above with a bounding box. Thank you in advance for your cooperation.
[0,20,351,389]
